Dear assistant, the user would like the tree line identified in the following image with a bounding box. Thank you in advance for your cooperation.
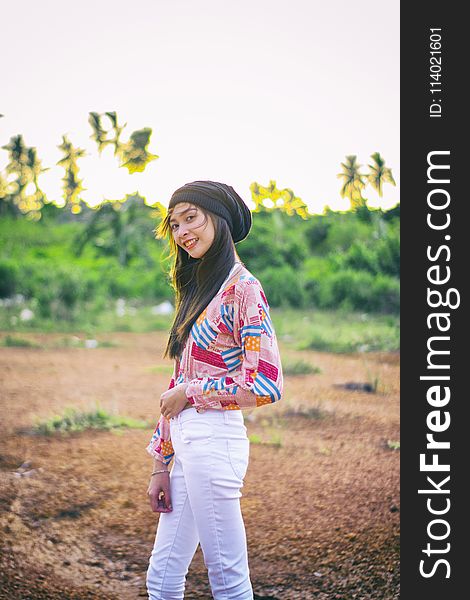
[0,112,399,319]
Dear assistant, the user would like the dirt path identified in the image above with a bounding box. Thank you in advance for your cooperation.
[0,332,399,599]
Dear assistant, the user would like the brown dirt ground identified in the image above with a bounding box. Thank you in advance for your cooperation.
[0,332,399,599]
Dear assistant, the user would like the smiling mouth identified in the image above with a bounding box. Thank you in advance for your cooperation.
[183,238,198,249]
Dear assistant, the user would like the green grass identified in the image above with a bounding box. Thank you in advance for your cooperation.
[95,339,118,348]
[282,358,321,375]
[272,308,399,353]
[1,306,400,354]
[42,337,120,349]
[1,302,399,355]
[248,433,282,447]
[31,406,150,435]
[0,301,173,335]
[91,306,172,334]
[1,334,41,348]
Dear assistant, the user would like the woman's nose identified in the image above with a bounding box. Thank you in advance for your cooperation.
[178,223,190,238]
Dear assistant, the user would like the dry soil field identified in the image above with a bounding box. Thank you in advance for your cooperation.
[0,332,399,599]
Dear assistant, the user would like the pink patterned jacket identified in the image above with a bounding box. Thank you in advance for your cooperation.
[146,263,283,465]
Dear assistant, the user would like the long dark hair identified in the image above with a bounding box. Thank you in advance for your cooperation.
[155,205,237,360]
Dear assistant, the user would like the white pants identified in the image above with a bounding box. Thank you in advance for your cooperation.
[146,407,253,600]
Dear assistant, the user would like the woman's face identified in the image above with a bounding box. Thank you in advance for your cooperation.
[169,202,216,259]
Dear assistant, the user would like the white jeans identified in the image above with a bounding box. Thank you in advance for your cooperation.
[146,407,253,600]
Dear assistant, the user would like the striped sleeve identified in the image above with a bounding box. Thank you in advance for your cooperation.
[146,362,176,465]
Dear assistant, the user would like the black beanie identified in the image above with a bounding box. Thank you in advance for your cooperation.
[168,180,252,243]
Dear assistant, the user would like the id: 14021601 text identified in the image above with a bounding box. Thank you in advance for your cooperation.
[429,28,443,118]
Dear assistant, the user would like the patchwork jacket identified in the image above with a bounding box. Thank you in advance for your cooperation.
[146,263,283,465]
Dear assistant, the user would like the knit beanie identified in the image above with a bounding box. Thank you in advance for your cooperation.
[168,180,252,243]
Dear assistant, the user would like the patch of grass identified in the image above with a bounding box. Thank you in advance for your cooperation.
[96,340,119,348]
[267,432,283,447]
[303,332,358,353]
[32,406,149,435]
[273,308,399,353]
[248,432,282,447]
[2,302,398,354]
[302,331,397,354]
[387,439,400,451]
[52,336,83,348]
[47,337,119,349]
[282,358,321,376]
[93,306,172,334]
[1,335,41,348]
[0,302,173,335]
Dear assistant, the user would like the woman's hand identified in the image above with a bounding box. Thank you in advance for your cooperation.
[147,472,172,513]
[160,382,190,420]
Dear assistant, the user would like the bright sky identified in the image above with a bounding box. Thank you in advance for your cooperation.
[1,0,399,214]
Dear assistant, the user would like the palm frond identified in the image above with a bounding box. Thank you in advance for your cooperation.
[367,152,396,197]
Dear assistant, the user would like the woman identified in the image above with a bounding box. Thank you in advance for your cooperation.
[145,180,283,600]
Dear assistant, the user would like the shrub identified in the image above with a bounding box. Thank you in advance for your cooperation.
[0,260,18,298]
[314,269,400,313]
[322,215,373,252]
[2,335,40,348]
[239,211,308,271]
[260,266,307,308]
[304,218,332,254]
[376,230,400,277]
[331,242,380,275]
[371,274,400,313]
[18,262,92,320]
[282,359,321,375]
[329,225,399,278]
[32,406,149,435]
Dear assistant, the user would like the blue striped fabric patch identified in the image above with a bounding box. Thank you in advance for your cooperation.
[201,377,239,396]
[191,318,218,349]
[241,324,262,340]
[253,372,281,401]
[202,377,227,393]
[257,297,273,336]
[220,303,234,332]
[261,313,273,337]
[221,346,243,372]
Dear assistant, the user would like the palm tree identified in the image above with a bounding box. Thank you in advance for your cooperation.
[88,111,158,173]
[367,152,396,197]
[88,111,126,156]
[57,136,86,214]
[88,112,111,154]
[23,147,47,219]
[105,111,125,154]
[118,128,158,174]
[337,155,367,210]
[0,135,47,218]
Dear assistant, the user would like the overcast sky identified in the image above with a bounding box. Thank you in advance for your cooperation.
[1,0,399,213]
